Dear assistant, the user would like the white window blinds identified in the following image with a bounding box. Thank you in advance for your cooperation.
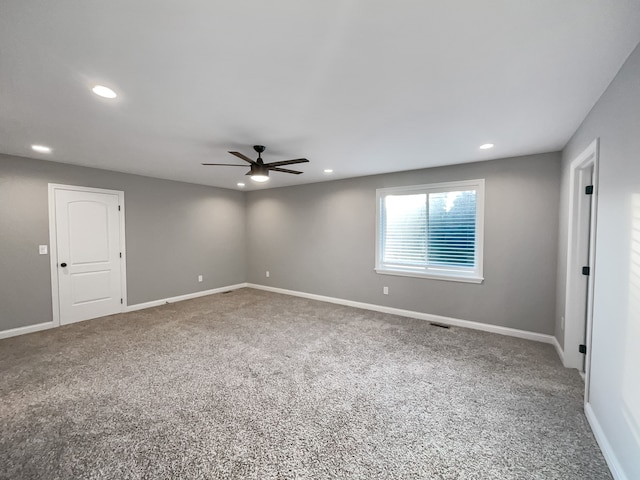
[376,180,484,283]
[382,193,427,266]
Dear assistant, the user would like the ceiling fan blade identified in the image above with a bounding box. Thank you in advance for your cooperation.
[201,163,249,166]
[264,158,309,167]
[229,151,256,164]
[270,167,303,174]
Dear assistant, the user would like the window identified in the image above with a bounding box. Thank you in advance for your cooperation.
[376,179,484,283]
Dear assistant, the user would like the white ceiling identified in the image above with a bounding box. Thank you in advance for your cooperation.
[2,1,640,190]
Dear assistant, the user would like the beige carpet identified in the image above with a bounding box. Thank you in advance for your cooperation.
[0,288,610,479]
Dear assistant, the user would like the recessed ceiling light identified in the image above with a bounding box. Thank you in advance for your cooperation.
[479,143,494,150]
[31,144,52,154]
[237,183,245,187]
[324,169,334,174]
[92,85,117,99]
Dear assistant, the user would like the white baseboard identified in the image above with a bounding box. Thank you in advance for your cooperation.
[1,283,248,340]
[0,321,55,340]
[585,403,628,480]
[2,282,558,351]
[246,283,556,345]
[124,283,248,312]
[551,335,565,364]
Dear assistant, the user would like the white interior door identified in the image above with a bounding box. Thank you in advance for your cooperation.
[52,186,124,325]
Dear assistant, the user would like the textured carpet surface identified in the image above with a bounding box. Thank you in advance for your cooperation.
[0,288,610,479]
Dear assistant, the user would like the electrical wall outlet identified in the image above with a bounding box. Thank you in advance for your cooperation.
[39,245,48,255]
[383,286,389,295]
[198,275,203,282]
[266,271,270,278]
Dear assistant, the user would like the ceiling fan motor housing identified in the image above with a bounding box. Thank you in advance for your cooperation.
[251,164,269,176]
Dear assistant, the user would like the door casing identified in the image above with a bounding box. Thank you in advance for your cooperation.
[562,139,599,402]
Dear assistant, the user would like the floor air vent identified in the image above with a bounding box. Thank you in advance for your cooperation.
[429,322,451,329]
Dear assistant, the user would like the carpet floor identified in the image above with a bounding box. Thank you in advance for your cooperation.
[0,288,610,479]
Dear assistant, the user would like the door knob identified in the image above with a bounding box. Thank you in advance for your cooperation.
[60,263,67,267]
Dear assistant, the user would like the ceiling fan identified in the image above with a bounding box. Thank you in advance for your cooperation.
[202,145,309,183]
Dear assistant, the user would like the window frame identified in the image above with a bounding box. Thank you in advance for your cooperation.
[375,179,485,284]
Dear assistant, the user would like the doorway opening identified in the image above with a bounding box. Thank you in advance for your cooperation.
[563,139,599,403]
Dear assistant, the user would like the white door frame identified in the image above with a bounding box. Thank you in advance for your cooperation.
[562,139,599,400]
[48,183,127,326]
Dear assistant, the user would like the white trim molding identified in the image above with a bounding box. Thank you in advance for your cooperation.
[1,284,248,340]
[0,321,56,340]
[125,283,248,312]
[585,403,629,480]
[561,138,599,408]
[3,282,559,354]
[246,283,557,346]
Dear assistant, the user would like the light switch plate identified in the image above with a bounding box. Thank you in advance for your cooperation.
[39,245,48,255]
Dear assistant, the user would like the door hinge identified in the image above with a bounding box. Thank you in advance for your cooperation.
[582,266,590,276]
[120,298,123,304]
[585,185,594,195]
[579,344,587,354]
[119,252,122,258]
[118,205,121,211]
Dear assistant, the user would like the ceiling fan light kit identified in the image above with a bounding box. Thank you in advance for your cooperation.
[250,164,270,182]
[202,145,309,184]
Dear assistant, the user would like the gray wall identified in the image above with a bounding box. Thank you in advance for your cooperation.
[246,153,561,335]
[0,154,246,331]
[556,42,640,478]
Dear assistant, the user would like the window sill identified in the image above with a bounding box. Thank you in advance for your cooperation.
[375,268,484,284]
